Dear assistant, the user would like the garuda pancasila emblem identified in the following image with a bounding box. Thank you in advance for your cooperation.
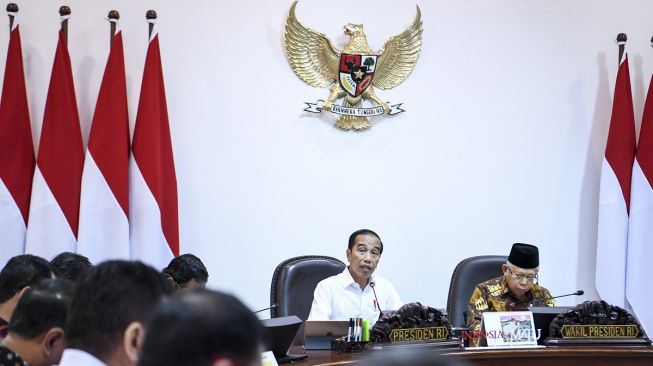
[285,1,423,130]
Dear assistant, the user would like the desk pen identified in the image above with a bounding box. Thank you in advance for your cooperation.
[347,318,353,342]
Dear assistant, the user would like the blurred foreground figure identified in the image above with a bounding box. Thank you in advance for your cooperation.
[138,289,265,366]
[59,261,172,366]
[357,348,470,366]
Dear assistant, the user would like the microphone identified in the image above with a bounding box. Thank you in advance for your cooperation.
[530,290,584,306]
[254,303,278,314]
[370,282,384,317]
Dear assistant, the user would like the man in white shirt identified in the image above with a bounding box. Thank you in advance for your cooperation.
[58,261,172,366]
[308,229,403,325]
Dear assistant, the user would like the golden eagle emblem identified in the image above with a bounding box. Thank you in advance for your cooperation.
[285,1,423,130]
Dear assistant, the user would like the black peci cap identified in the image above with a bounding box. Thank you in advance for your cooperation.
[508,243,539,269]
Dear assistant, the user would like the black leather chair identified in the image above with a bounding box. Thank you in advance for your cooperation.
[270,255,346,345]
[446,255,507,329]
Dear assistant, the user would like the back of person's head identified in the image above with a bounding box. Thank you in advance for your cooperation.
[65,260,172,363]
[138,289,264,366]
[348,229,384,254]
[50,252,93,283]
[162,254,209,289]
[8,278,74,339]
[0,255,54,304]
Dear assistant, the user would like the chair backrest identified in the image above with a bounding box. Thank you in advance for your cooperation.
[446,255,507,329]
[270,255,346,345]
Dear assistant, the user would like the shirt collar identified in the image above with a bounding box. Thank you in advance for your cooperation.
[340,268,374,289]
[59,348,107,366]
[499,276,511,295]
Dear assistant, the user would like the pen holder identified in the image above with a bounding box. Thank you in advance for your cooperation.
[331,337,368,353]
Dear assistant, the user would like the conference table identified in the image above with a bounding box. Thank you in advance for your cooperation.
[288,345,653,365]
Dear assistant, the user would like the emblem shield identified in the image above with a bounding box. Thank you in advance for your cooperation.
[338,53,377,97]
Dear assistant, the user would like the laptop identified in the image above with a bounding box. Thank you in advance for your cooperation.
[304,320,350,350]
[528,306,572,345]
[261,316,307,363]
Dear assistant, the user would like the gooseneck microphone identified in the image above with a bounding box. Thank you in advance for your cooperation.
[530,290,584,306]
[254,303,278,314]
[370,282,384,317]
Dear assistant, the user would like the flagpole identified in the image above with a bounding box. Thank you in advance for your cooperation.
[59,6,71,41]
[146,10,157,38]
[7,3,17,30]
[108,10,119,46]
[617,33,627,63]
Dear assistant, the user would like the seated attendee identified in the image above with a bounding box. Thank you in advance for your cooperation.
[467,243,555,334]
[50,252,93,283]
[162,254,209,290]
[0,279,74,366]
[58,261,172,366]
[0,255,54,340]
[138,289,265,366]
[308,229,403,325]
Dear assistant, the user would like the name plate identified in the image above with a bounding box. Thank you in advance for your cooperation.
[561,325,639,338]
[388,326,449,342]
[481,311,538,347]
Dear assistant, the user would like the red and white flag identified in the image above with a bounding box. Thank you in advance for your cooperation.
[595,50,636,308]
[25,28,84,260]
[77,25,130,263]
[130,19,179,269]
[626,73,653,335]
[0,16,34,267]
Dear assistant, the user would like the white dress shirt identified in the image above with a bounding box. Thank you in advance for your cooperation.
[307,268,403,325]
[57,348,107,366]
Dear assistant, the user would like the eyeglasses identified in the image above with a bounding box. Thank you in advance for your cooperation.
[507,266,538,284]
[356,248,380,259]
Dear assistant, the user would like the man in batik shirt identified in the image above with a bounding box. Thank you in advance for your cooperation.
[466,243,555,341]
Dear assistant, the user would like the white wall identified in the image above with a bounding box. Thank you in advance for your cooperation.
[4,0,653,313]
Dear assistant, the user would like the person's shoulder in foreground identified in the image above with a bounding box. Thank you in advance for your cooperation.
[357,347,471,366]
